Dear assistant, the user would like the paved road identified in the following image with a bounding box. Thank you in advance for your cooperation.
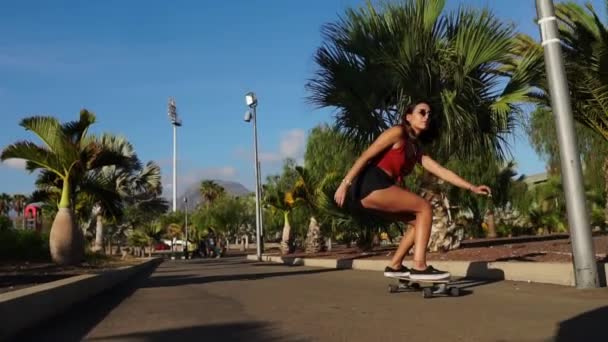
[14,256,608,341]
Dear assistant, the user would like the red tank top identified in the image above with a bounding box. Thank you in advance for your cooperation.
[374,138,422,183]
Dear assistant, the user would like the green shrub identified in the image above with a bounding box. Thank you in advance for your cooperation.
[0,216,12,231]
[0,229,50,261]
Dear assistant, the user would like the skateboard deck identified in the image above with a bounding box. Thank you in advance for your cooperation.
[386,274,460,298]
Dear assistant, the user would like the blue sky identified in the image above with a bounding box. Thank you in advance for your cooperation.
[0,0,603,197]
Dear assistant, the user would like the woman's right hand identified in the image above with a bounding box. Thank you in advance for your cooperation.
[334,183,348,208]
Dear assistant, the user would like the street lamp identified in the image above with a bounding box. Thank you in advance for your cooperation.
[184,196,189,259]
[536,0,599,288]
[244,91,264,261]
[168,97,182,213]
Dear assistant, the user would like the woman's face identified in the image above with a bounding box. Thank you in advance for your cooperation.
[406,103,431,134]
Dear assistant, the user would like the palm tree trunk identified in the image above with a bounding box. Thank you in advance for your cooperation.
[603,157,608,229]
[92,214,104,253]
[305,216,323,254]
[50,208,84,265]
[280,211,291,255]
[425,189,464,252]
[486,208,498,238]
[50,180,84,265]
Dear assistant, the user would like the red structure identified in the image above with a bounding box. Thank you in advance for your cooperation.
[24,203,43,232]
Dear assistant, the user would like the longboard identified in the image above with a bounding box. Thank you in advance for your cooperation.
[386,274,460,298]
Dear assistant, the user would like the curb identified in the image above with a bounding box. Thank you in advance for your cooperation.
[0,257,162,341]
[247,254,608,287]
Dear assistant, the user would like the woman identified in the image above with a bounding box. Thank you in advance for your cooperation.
[334,101,491,281]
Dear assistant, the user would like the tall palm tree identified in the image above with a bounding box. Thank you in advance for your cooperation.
[199,180,225,207]
[11,194,27,217]
[1,110,133,265]
[516,1,608,226]
[87,134,163,253]
[0,193,11,216]
[306,0,535,248]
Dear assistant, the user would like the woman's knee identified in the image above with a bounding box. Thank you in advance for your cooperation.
[416,199,433,216]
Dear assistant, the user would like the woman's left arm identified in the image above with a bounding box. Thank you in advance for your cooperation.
[420,155,492,196]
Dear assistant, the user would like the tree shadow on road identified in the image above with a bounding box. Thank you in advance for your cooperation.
[85,321,310,342]
[142,268,346,288]
[553,306,608,342]
[10,264,159,342]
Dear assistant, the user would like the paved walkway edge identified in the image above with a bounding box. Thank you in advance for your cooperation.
[247,254,608,288]
[0,257,162,341]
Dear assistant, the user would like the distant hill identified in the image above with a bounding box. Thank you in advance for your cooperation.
[177,179,252,211]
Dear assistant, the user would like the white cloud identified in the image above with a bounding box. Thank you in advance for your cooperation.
[259,152,282,162]
[1,158,27,170]
[161,166,238,198]
[237,128,307,164]
[279,129,306,159]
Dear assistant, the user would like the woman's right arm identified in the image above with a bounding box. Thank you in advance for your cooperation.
[334,126,403,207]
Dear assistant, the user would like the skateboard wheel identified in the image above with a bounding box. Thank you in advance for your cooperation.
[450,287,460,297]
[388,284,398,293]
[422,288,433,298]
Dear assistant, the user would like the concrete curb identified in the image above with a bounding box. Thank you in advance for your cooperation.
[247,254,607,287]
[0,257,162,341]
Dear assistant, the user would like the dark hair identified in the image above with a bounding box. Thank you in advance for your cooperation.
[401,101,430,162]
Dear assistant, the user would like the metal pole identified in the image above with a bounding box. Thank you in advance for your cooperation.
[536,0,599,288]
[172,123,177,212]
[252,106,262,261]
[257,152,264,253]
[184,198,188,259]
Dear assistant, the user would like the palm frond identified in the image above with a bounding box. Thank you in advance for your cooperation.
[61,109,96,145]
[19,116,77,163]
[1,141,66,177]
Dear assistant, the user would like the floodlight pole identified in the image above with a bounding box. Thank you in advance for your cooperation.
[536,0,599,288]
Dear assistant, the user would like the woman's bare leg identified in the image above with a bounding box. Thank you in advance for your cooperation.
[388,219,415,269]
[361,186,433,270]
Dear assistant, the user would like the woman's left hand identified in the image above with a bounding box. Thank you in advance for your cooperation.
[470,185,492,197]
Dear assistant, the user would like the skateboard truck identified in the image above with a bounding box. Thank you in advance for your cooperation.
[387,276,460,298]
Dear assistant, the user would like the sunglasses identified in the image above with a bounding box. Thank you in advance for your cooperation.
[418,110,432,117]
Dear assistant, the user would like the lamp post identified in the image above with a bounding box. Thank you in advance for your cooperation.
[244,91,263,261]
[184,196,189,259]
[536,0,599,288]
[167,97,182,213]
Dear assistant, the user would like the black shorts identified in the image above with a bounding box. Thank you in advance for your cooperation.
[345,165,396,219]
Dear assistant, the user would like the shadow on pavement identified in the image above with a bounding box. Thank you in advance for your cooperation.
[465,261,505,281]
[85,321,310,342]
[553,306,608,342]
[10,264,159,342]
[495,252,547,262]
[143,268,345,288]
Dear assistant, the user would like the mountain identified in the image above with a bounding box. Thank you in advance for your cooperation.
[177,179,252,211]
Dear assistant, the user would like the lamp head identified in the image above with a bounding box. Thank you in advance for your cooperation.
[244,110,252,122]
[245,92,257,108]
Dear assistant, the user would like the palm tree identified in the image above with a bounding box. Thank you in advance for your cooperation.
[263,185,298,254]
[199,180,225,207]
[0,193,11,216]
[11,194,27,217]
[30,135,137,252]
[166,223,182,251]
[302,124,358,251]
[291,166,324,253]
[306,0,535,248]
[516,1,608,227]
[1,110,134,265]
